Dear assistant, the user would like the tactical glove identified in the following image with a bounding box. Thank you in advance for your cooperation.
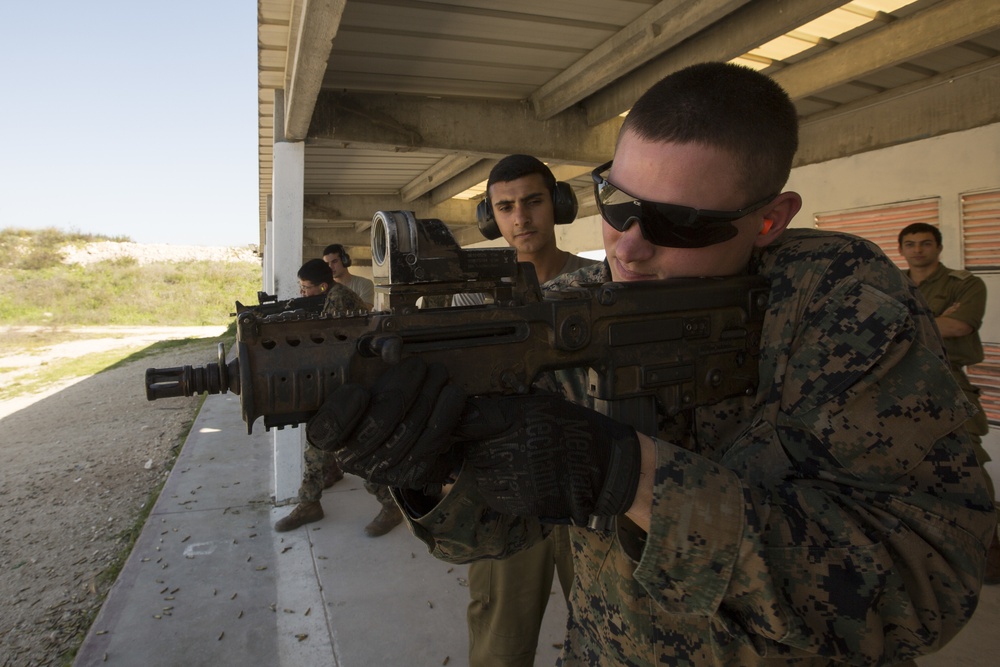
[457,393,642,526]
[305,357,467,488]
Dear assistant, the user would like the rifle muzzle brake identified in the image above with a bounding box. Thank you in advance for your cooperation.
[145,342,240,400]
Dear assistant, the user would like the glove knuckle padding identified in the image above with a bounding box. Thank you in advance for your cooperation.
[352,392,407,451]
[411,385,467,457]
[349,357,430,453]
[306,384,370,452]
[313,357,466,488]
[376,362,448,448]
[384,383,467,486]
[463,393,641,525]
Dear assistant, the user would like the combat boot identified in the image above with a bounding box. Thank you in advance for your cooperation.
[364,503,402,537]
[274,501,324,532]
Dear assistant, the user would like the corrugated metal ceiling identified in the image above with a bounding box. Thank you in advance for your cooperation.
[258,0,1000,258]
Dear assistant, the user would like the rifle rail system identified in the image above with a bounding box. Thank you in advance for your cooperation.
[146,211,769,434]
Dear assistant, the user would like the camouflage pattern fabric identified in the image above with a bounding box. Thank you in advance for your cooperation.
[311,284,396,508]
[322,283,368,314]
[295,283,372,502]
[297,441,341,502]
[395,228,996,666]
[364,478,397,509]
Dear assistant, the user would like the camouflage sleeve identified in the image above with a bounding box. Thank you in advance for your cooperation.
[391,466,548,563]
[393,264,600,563]
[321,283,367,314]
[634,235,996,663]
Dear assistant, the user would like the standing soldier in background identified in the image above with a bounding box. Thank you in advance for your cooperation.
[899,222,997,583]
[457,154,599,666]
[322,242,401,536]
[275,262,401,537]
[274,260,353,533]
[323,243,375,310]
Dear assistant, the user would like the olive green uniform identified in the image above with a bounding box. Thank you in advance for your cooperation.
[466,252,599,667]
[906,262,989,440]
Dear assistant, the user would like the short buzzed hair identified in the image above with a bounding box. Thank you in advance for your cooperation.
[297,258,333,286]
[487,154,556,196]
[620,62,799,201]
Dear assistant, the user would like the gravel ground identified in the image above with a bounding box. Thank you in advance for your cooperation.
[0,330,225,667]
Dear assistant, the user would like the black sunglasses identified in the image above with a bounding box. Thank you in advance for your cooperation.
[591,160,778,248]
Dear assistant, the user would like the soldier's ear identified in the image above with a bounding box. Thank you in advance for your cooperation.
[754,192,801,247]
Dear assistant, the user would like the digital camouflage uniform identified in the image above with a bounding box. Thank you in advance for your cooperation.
[396,229,996,666]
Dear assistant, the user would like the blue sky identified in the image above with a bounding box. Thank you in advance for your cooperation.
[0,1,260,247]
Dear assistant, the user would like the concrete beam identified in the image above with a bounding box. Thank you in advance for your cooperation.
[796,58,1000,166]
[772,0,1000,99]
[302,192,484,261]
[284,0,346,141]
[429,160,495,206]
[583,0,845,125]
[304,193,478,228]
[428,160,597,210]
[308,91,622,163]
[531,0,752,120]
[400,154,487,202]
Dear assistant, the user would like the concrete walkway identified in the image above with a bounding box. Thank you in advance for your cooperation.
[73,392,1000,666]
[72,391,568,667]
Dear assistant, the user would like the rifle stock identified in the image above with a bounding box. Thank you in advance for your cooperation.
[146,212,768,435]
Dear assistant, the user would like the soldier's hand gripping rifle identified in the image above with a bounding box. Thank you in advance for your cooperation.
[145,211,768,436]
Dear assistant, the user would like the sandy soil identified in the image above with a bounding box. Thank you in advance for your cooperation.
[0,327,227,667]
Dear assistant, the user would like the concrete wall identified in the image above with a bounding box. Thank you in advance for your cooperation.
[787,122,1000,491]
[786,122,1000,336]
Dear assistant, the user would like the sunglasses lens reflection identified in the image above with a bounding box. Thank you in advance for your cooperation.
[591,162,773,248]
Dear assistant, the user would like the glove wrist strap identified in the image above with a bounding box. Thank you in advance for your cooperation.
[593,431,642,520]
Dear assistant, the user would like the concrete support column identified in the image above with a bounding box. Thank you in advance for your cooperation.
[268,144,305,299]
[263,194,274,292]
[268,90,307,505]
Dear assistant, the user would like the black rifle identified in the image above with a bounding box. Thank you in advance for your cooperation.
[146,211,768,437]
[231,291,327,317]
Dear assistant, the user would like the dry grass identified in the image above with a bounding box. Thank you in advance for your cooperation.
[0,227,261,327]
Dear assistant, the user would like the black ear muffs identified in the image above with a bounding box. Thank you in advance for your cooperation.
[340,248,352,268]
[476,182,579,240]
[475,198,497,239]
[551,181,578,226]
